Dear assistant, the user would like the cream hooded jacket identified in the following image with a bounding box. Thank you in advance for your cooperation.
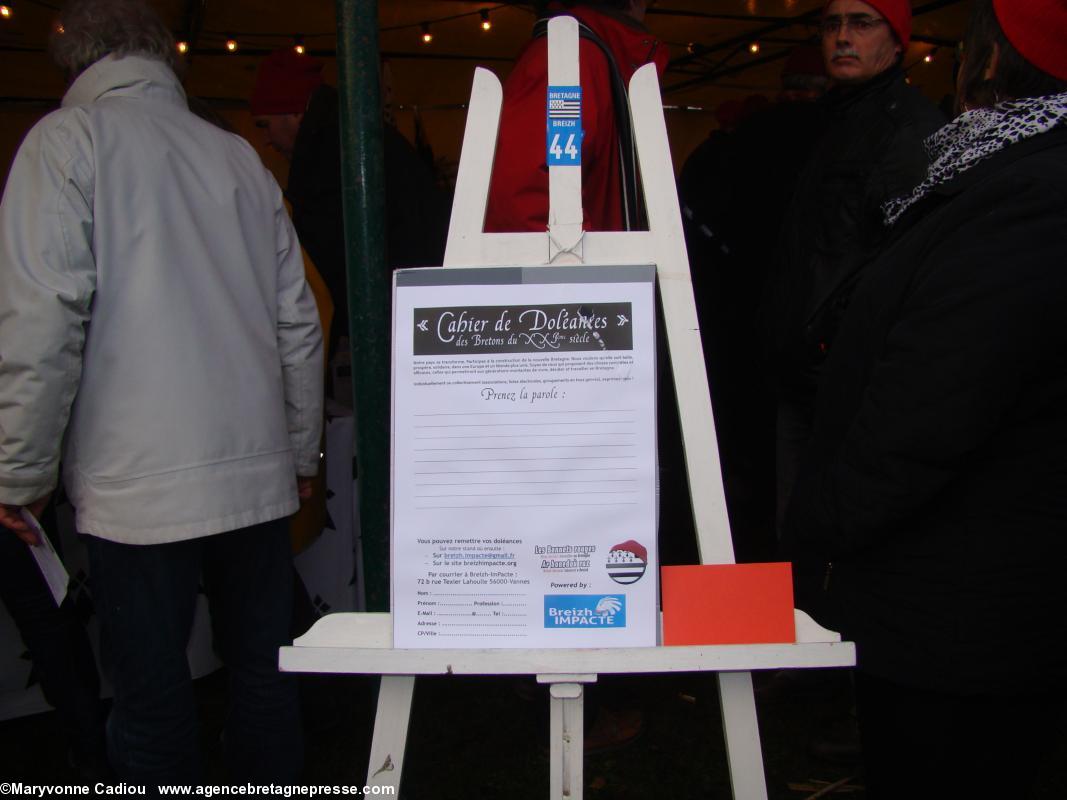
[0,54,324,543]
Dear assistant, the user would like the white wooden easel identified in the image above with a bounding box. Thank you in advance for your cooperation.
[280,18,854,799]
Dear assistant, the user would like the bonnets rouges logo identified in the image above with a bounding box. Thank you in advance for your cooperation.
[606,540,648,585]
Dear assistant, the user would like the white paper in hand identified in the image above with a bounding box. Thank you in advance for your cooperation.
[21,508,69,606]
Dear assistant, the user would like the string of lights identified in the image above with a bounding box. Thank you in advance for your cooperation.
[1,1,515,51]
[184,3,515,52]
[1,0,949,85]
[379,4,508,36]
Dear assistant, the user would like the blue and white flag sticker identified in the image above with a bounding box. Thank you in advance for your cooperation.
[547,85,582,166]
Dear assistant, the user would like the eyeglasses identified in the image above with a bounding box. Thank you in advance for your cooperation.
[820,14,889,36]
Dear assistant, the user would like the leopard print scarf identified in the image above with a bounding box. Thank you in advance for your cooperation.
[883,91,1067,226]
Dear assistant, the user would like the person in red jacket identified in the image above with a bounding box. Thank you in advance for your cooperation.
[487,3,669,751]
[485,0,669,233]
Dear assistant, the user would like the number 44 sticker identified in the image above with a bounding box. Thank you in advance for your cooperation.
[547,85,583,166]
[549,133,580,161]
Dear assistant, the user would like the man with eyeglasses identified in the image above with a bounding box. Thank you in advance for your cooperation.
[764,0,943,545]
[820,0,907,84]
[758,0,944,759]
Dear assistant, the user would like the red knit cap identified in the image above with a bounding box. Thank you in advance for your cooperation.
[993,0,1067,82]
[824,0,912,48]
[249,49,324,116]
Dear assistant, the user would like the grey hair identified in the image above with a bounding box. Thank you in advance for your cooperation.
[49,0,179,78]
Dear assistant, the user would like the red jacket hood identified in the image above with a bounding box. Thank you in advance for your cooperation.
[549,3,670,80]
[484,4,670,233]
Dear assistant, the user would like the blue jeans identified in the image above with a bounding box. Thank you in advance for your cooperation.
[86,518,302,787]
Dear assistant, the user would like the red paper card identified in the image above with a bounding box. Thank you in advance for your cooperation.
[661,563,795,645]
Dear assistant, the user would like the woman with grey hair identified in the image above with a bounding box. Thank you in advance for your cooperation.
[50,0,179,79]
[784,0,1067,796]
[1,0,320,790]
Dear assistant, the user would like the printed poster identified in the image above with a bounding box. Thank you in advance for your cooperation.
[391,266,658,649]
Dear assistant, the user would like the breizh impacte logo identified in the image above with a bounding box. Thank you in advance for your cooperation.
[544,595,626,628]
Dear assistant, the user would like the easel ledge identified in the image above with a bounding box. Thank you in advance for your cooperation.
[281,609,854,676]
[280,609,852,799]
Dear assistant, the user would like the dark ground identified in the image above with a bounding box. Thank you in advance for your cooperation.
[3,666,1066,798]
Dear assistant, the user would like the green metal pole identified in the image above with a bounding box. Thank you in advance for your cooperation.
[335,0,390,611]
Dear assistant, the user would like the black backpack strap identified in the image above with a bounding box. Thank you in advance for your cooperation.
[533,17,644,231]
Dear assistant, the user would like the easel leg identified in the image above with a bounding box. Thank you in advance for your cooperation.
[366,675,415,794]
[717,671,769,800]
[548,682,584,800]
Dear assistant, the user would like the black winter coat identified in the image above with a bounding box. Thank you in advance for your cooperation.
[764,67,944,399]
[287,85,450,349]
[784,126,1067,694]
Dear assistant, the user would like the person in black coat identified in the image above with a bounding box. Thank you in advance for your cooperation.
[783,1,1067,795]
[250,50,450,357]
[680,47,829,564]
[762,0,945,548]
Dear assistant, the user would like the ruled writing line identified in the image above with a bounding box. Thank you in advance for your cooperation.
[414,445,636,451]
[416,501,639,509]
[413,409,634,416]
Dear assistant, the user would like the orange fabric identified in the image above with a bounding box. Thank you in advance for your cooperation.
[485,6,669,233]
[661,563,796,645]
